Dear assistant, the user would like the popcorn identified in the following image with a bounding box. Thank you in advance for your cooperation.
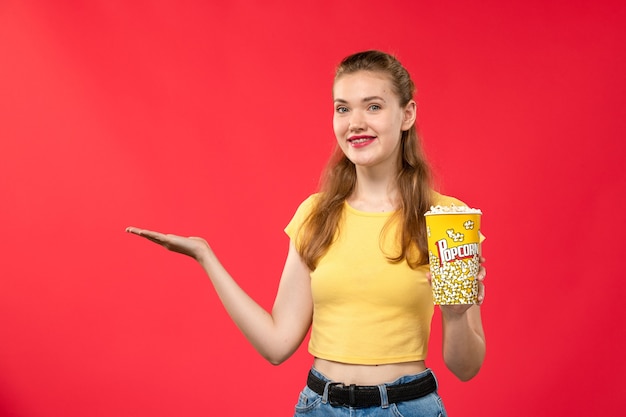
[425,204,482,215]
[463,220,475,230]
[446,229,465,242]
[429,252,479,304]
[425,205,483,305]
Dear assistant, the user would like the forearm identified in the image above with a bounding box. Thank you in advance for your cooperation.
[197,246,311,365]
[197,250,281,362]
[125,227,311,364]
[441,305,486,381]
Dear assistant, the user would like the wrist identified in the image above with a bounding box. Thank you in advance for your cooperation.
[440,304,472,321]
[195,244,213,265]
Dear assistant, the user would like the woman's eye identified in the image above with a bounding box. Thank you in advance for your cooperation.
[369,104,381,111]
[336,106,348,113]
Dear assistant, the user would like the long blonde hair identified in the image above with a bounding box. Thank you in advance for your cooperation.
[298,50,433,270]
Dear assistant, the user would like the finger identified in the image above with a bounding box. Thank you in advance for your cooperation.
[477,281,485,305]
[425,271,433,285]
[125,227,168,243]
[476,265,486,282]
[126,227,154,237]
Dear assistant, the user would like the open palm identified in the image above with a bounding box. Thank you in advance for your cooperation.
[125,227,210,261]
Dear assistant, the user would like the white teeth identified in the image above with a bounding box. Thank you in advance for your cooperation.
[350,138,371,144]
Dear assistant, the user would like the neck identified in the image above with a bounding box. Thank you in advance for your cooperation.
[349,166,399,212]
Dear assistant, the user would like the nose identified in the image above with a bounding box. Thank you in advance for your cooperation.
[349,110,366,132]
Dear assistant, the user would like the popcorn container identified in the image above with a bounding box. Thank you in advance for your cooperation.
[425,206,482,305]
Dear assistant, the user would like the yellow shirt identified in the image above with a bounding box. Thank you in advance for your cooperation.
[285,192,465,365]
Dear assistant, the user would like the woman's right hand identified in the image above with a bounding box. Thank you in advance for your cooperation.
[125,227,210,262]
[126,226,314,365]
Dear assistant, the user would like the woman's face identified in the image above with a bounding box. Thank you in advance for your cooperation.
[332,71,416,171]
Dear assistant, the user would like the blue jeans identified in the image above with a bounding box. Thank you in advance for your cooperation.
[293,368,448,417]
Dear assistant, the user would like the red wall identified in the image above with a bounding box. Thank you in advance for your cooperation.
[1,1,625,416]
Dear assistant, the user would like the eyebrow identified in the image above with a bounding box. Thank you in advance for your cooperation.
[333,96,387,104]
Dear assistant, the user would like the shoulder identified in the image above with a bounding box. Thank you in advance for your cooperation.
[293,193,322,214]
[285,193,322,239]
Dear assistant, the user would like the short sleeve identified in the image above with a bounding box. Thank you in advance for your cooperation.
[284,194,319,242]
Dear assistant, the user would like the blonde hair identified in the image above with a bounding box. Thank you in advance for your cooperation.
[298,50,432,270]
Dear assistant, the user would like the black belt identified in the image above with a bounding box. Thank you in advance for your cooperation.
[306,369,437,408]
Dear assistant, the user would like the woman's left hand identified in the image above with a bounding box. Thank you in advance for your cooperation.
[427,256,486,316]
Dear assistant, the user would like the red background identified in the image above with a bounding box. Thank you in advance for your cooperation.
[1,1,625,416]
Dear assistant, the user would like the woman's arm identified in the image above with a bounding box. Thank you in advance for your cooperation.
[125,227,313,365]
[439,258,487,381]
[441,304,486,381]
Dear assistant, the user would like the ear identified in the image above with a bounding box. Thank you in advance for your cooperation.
[401,100,417,131]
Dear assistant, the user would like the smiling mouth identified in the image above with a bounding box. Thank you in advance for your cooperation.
[348,136,376,144]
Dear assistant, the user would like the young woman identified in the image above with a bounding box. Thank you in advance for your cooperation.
[126,50,486,416]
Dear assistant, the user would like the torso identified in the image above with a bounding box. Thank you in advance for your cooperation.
[313,358,427,385]
[288,191,462,386]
